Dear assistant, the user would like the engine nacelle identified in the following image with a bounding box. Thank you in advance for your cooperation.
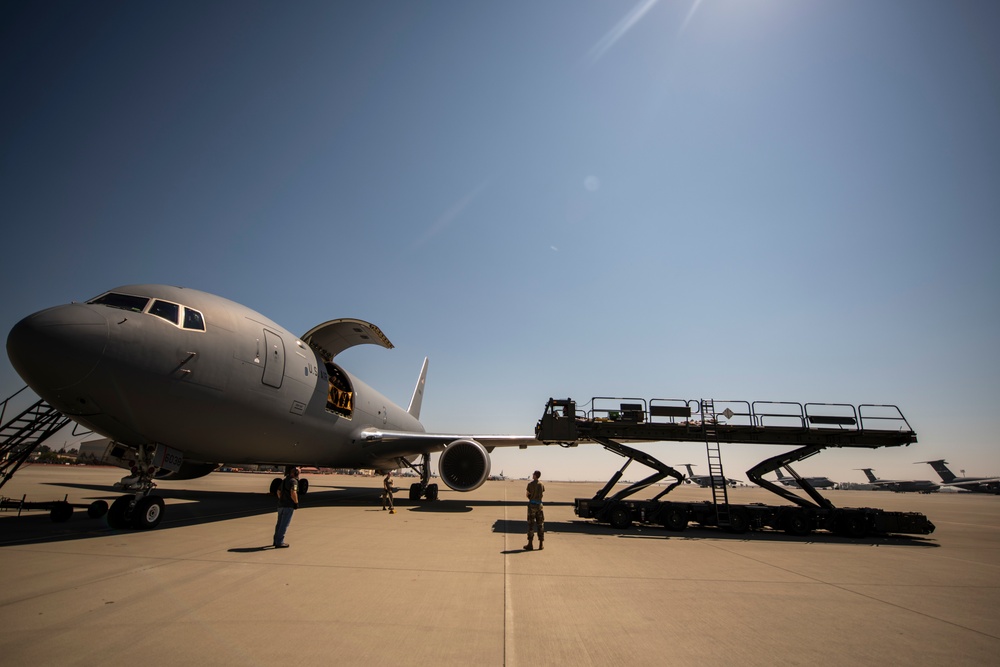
[154,461,219,480]
[437,439,491,492]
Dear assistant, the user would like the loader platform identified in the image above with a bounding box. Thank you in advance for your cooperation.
[535,397,934,537]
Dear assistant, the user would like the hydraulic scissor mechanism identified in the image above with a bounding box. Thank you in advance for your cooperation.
[747,445,833,510]
[591,436,685,504]
[399,451,439,501]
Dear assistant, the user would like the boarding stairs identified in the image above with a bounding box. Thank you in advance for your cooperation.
[0,387,72,490]
[702,399,732,527]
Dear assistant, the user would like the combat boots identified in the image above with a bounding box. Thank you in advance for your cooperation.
[524,536,534,551]
[538,532,544,550]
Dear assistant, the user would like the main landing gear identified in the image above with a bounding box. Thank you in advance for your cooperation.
[401,452,439,501]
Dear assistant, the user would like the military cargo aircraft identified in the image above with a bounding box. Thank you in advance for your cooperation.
[677,463,739,488]
[919,460,1000,494]
[773,467,836,489]
[856,468,939,493]
[5,285,537,529]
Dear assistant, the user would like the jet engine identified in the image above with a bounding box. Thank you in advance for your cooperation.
[437,439,491,492]
[154,461,219,480]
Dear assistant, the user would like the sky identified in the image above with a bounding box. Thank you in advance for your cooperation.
[1,1,998,485]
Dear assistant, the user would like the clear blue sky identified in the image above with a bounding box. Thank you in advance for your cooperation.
[2,1,998,484]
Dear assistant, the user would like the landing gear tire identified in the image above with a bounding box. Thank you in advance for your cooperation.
[87,500,109,519]
[269,477,282,495]
[298,478,309,495]
[608,505,632,529]
[50,501,73,523]
[425,483,439,501]
[409,483,422,501]
[660,506,688,532]
[131,496,165,530]
[107,495,134,529]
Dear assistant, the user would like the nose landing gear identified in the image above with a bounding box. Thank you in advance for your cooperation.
[108,445,167,529]
[107,493,165,529]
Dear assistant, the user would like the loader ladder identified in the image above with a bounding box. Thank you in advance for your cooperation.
[0,388,72,490]
[702,399,732,527]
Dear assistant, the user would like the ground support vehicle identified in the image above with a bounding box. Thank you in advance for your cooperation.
[0,494,109,522]
[535,397,935,538]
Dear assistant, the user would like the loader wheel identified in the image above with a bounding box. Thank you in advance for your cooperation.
[783,510,812,536]
[727,509,750,534]
[608,506,632,529]
[836,515,869,539]
[660,506,689,532]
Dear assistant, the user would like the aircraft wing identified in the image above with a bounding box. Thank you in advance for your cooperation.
[358,428,541,460]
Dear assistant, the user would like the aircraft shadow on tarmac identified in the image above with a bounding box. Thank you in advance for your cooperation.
[0,481,574,548]
[491,518,939,547]
[1,481,937,549]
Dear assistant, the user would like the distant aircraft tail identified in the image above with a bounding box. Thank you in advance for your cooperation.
[859,468,878,483]
[775,468,788,480]
[407,357,428,420]
[679,463,696,477]
[920,459,956,483]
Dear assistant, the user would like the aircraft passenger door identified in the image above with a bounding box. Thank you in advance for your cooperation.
[262,329,285,388]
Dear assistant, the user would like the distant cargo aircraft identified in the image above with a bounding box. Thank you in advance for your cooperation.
[919,460,1000,494]
[6,285,538,529]
[856,468,939,493]
[773,468,836,489]
[678,463,738,488]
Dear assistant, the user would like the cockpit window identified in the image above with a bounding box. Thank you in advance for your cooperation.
[88,291,205,332]
[183,308,205,331]
[149,300,180,325]
[88,292,150,313]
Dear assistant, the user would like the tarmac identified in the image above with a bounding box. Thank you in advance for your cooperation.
[1,465,998,666]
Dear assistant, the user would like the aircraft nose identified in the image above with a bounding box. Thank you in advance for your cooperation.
[6,304,109,391]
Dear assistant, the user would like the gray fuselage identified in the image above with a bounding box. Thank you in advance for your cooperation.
[6,285,423,469]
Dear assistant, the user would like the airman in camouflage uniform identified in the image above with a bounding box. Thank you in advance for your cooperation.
[525,470,544,551]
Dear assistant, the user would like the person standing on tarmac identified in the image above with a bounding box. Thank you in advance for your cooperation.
[382,471,395,514]
[525,470,545,551]
[273,465,299,548]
